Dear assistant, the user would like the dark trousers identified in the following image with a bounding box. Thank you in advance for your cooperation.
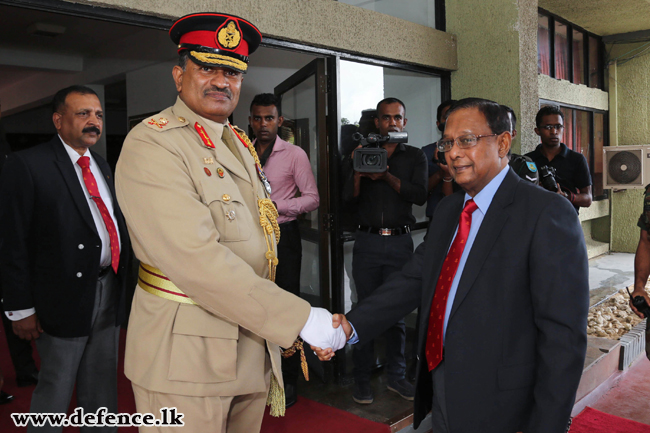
[0,282,38,381]
[275,220,303,387]
[352,230,413,383]
[29,271,119,433]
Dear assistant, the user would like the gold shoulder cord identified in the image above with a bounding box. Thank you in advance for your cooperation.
[233,126,309,417]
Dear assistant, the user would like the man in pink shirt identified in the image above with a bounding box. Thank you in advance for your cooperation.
[249,93,320,407]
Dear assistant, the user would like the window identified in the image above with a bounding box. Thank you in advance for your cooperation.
[542,101,608,199]
[572,29,585,85]
[537,9,604,89]
[538,15,550,75]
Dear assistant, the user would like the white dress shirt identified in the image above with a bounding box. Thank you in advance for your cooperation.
[6,137,120,321]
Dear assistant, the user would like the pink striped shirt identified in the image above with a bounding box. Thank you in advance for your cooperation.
[254,136,320,224]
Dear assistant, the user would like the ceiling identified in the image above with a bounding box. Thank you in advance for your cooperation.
[0,4,173,101]
[539,0,650,37]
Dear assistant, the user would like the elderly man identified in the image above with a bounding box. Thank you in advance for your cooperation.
[115,12,343,433]
[0,85,131,432]
[317,98,589,433]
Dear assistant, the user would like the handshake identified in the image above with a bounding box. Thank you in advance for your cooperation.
[299,308,352,361]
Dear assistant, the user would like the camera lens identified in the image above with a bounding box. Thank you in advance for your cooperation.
[363,154,380,166]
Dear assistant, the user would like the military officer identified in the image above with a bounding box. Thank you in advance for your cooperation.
[115,12,344,433]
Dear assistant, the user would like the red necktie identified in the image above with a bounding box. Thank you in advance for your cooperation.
[77,156,120,274]
[426,199,478,371]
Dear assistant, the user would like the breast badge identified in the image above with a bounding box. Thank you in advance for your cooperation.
[226,210,236,221]
[216,167,225,178]
[204,167,212,176]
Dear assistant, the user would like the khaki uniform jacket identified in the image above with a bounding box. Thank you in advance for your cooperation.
[115,97,311,397]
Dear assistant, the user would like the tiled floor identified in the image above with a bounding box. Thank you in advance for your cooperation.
[588,252,635,306]
[588,356,650,425]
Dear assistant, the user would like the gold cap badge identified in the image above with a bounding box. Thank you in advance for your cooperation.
[217,21,241,49]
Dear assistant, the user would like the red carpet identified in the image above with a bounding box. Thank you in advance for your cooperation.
[262,397,390,433]
[570,407,650,433]
[0,322,388,433]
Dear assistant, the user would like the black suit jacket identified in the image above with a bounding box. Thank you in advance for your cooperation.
[347,168,589,433]
[0,137,131,338]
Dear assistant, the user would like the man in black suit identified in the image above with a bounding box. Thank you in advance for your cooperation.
[0,103,39,398]
[316,98,589,432]
[0,85,130,432]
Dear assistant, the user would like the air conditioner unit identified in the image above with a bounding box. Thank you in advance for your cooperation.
[604,145,650,189]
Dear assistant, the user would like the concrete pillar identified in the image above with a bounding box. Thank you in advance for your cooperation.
[446,0,539,154]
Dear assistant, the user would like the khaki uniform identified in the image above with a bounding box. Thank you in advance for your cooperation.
[115,97,310,430]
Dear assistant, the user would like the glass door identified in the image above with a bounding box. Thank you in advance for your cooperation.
[274,58,331,311]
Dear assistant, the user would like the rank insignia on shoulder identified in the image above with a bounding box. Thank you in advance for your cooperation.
[147,117,169,128]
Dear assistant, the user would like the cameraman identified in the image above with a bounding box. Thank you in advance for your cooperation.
[525,105,592,213]
[342,97,427,405]
[421,100,456,222]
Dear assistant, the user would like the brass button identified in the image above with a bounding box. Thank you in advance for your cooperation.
[222,194,231,202]
[178,116,186,123]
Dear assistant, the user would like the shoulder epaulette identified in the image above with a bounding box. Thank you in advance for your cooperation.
[143,111,189,132]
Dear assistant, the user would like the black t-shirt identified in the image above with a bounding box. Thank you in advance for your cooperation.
[525,143,591,213]
[342,143,428,228]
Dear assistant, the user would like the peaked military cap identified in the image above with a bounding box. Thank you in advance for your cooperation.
[169,12,262,73]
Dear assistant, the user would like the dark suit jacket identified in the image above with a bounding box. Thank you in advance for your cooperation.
[347,168,589,433]
[0,137,131,338]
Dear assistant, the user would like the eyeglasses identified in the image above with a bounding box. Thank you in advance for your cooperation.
[540,124,564,131]
[437,134,498,152]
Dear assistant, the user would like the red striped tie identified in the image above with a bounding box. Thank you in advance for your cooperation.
[426,199,478,371]
[77,156,120,274]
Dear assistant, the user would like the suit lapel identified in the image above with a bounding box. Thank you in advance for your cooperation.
[422,192,465,310]
[51,138,98,236]
[92,150,116,199]
[448,170,518,321]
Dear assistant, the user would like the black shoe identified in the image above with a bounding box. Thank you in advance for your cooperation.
[0,391,14,404]
[16,371,39,387]
[388,378,415,401]
[285,384,297,409]
[353,381,374,404]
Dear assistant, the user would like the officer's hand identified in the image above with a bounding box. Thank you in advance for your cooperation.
[629,289,650,318]
[12,314,43,341]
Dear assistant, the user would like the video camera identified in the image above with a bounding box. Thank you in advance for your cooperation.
[351,131,408,173]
